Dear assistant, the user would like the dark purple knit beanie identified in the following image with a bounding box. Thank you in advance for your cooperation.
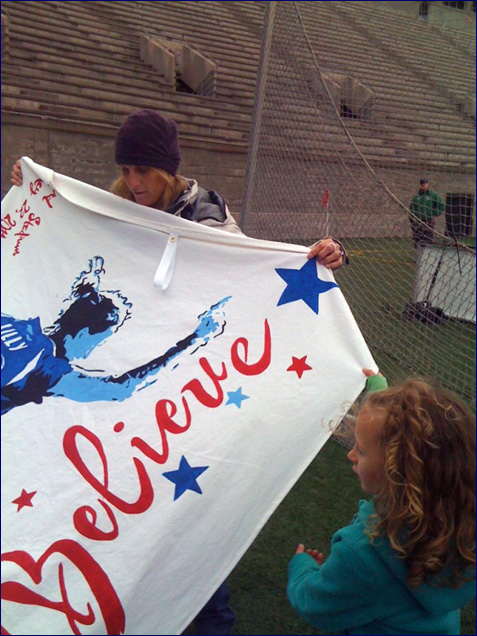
[115,109,181,175]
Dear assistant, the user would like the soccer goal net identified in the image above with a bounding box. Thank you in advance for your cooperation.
[241,1,475,407]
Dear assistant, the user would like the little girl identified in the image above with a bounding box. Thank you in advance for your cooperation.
[287,372,476,635]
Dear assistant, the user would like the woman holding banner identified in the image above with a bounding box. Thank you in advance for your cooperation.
[10,107,347,635]
[11,110,346,272]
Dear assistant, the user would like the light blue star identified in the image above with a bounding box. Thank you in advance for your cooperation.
[226,387,250,408]
[163,456,208,501]
[275,259,338,314]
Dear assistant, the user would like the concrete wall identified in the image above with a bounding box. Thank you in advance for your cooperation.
[241,155,475,242]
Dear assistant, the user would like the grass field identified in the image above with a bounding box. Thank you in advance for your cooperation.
[336,237,476,407]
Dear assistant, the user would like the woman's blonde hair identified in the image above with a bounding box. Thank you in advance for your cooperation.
[364,378,475,588]
[111,167,188,210]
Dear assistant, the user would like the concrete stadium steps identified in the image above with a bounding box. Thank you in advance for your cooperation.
[262,63,474,165]
[2,0,257,143]
[294,5,473,112]
[5,2,259,97]
[297,1,475,99]
[333,1,475,100]
[268,63,463,121]
[3,3,259,82]
[88,0,264,48]
[1,54,254,121]
[345,0,476,62]
[0,91,249,144]
[257,112,475,166]
[436,22,476,58]
[1,0,474,170]
[0,70,251,142]
[4,47,255,108]
[55,0,263,78]
[279,2,475,165]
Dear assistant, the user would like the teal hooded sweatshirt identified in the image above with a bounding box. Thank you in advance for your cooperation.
[288,499,475,635]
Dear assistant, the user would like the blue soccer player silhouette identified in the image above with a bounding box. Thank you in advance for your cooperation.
[1,256,229,414]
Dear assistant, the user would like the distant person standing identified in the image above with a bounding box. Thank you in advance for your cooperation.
[409,178,444,248]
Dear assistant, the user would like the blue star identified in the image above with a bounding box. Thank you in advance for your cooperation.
[275,259,338,314]
[226,387,250,408]
[163,456,208,501]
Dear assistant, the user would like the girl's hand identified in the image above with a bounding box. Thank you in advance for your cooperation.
[363,368,382,377]
[295,544,324,565]
[306,548,324,565]
[11,160,23,187]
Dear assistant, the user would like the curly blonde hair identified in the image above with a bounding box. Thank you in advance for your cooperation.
[364,378,475,588]
[111,167,188,210]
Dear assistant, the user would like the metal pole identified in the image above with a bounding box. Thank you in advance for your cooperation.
[240,1,276,234]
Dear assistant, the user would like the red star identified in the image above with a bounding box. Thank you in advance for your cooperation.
[287,355,312,379]
[12,489,37,512]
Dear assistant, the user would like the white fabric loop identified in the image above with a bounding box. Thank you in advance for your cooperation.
[154,232,179,289]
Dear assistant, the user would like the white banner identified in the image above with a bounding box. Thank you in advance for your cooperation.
[1,158,376,635]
